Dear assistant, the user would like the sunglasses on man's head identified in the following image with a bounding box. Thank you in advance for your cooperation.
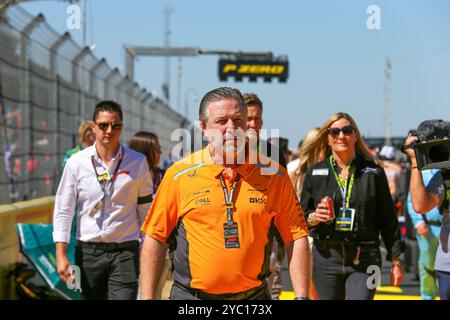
[95,122,123,131]
[328,125,354,137]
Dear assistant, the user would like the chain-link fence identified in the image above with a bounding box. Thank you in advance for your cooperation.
[0,5,190,205]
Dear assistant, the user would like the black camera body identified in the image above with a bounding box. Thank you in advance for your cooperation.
[409,119,450,170]
[401,120,450,213]
[414,138,450,170]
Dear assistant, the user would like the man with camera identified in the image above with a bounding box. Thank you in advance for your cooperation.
[404,120,450,300]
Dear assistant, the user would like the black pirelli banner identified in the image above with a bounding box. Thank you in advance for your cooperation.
[218,58,289,83]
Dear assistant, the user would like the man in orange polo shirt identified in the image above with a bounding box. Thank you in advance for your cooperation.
[139,87,310,300]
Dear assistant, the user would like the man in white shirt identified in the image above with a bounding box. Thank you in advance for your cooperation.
[53,100,153,300]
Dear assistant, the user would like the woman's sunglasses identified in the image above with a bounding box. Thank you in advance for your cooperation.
[328,125,354,137]
[95,122,124,131]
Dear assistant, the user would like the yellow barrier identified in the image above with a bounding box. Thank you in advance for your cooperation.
[0,196,55,300]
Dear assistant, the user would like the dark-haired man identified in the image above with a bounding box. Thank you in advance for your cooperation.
[53,100,153,300]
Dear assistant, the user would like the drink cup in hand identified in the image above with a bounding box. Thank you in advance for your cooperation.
[322,196,335,220]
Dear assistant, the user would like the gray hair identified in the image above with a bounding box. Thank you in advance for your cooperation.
[198,87,247,122]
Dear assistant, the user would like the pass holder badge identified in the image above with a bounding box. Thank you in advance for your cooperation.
[90,170,110,218]
[219,175,241,249]
[329,156,356,233]
[97,171,111,183]
[90,149,124,217]
[223,223,240,249]
[223,201,240,248]
[335,208,356,232]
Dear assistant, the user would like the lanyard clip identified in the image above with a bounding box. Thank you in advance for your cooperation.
[226,201,234,209]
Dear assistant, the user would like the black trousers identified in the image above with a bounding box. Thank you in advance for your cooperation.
[312,240,382,300]
[75,242,139,300]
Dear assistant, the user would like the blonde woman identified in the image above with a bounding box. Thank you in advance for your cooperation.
[290,127,324,198]
[300,112,405,300]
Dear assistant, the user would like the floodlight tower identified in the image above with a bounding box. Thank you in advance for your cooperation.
[384,56,392,146]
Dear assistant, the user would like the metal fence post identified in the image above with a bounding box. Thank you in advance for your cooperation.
[104,67,119,100]
[49,32,70,192]
[71,46,90,121]
[89,57,106,101]
[115,76,131,141]
[137,88,147,131]
[20,13,44,200]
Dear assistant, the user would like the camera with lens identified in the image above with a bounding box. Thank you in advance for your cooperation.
[401,119,450,170]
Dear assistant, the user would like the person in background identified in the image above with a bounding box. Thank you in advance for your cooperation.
[289,127,325,300]
[290,128,323,198]
[287,140,303,177]
[163,149,175,171]
[379,145,403,215]
[61,120,95,170]
[129,131,169,299]
[54,100,153,300]
[397,155,410,213]
[269,136,290,168]
[244,93,286,168]
[244,92,287,300]
[129,131,165,195]
[301,112,405,300]
[407,169,442,300]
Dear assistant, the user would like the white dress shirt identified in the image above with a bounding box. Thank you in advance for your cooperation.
[53,143,153,243]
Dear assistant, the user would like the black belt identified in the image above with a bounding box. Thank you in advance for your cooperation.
[76,240,139,252]
[314,239,379,247]
[174,281,267,300]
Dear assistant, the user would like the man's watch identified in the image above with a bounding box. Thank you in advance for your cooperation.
[294,296,311,300]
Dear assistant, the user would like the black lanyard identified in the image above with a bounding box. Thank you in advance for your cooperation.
[91,147,124,198]
[218,173,241,225]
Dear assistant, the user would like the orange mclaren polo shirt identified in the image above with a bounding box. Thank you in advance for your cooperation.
[141,147,308,294]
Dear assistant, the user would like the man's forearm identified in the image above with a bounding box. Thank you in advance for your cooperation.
[56,242,68,258]
[409,166,437,213]
[140,235,167,300]
[286,237,310,298]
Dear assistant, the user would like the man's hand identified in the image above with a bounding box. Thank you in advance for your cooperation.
[403,134,419,160]
[391,265,404,286]
[56,242,71,282]
[390,260,404,286]
[416,221,429,237]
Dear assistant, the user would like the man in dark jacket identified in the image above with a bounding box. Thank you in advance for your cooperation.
[244,92,287,299]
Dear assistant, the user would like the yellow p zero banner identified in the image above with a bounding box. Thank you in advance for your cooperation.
[218,59,289,82]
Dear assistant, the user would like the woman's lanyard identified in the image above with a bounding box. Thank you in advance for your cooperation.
[218,173,241,225]
[329,156,355,209]
[91,147,124,199]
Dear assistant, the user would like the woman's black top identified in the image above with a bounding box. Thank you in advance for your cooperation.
[300,153,405,260]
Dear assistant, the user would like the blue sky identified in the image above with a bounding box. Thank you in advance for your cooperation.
[20,0,450,149]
